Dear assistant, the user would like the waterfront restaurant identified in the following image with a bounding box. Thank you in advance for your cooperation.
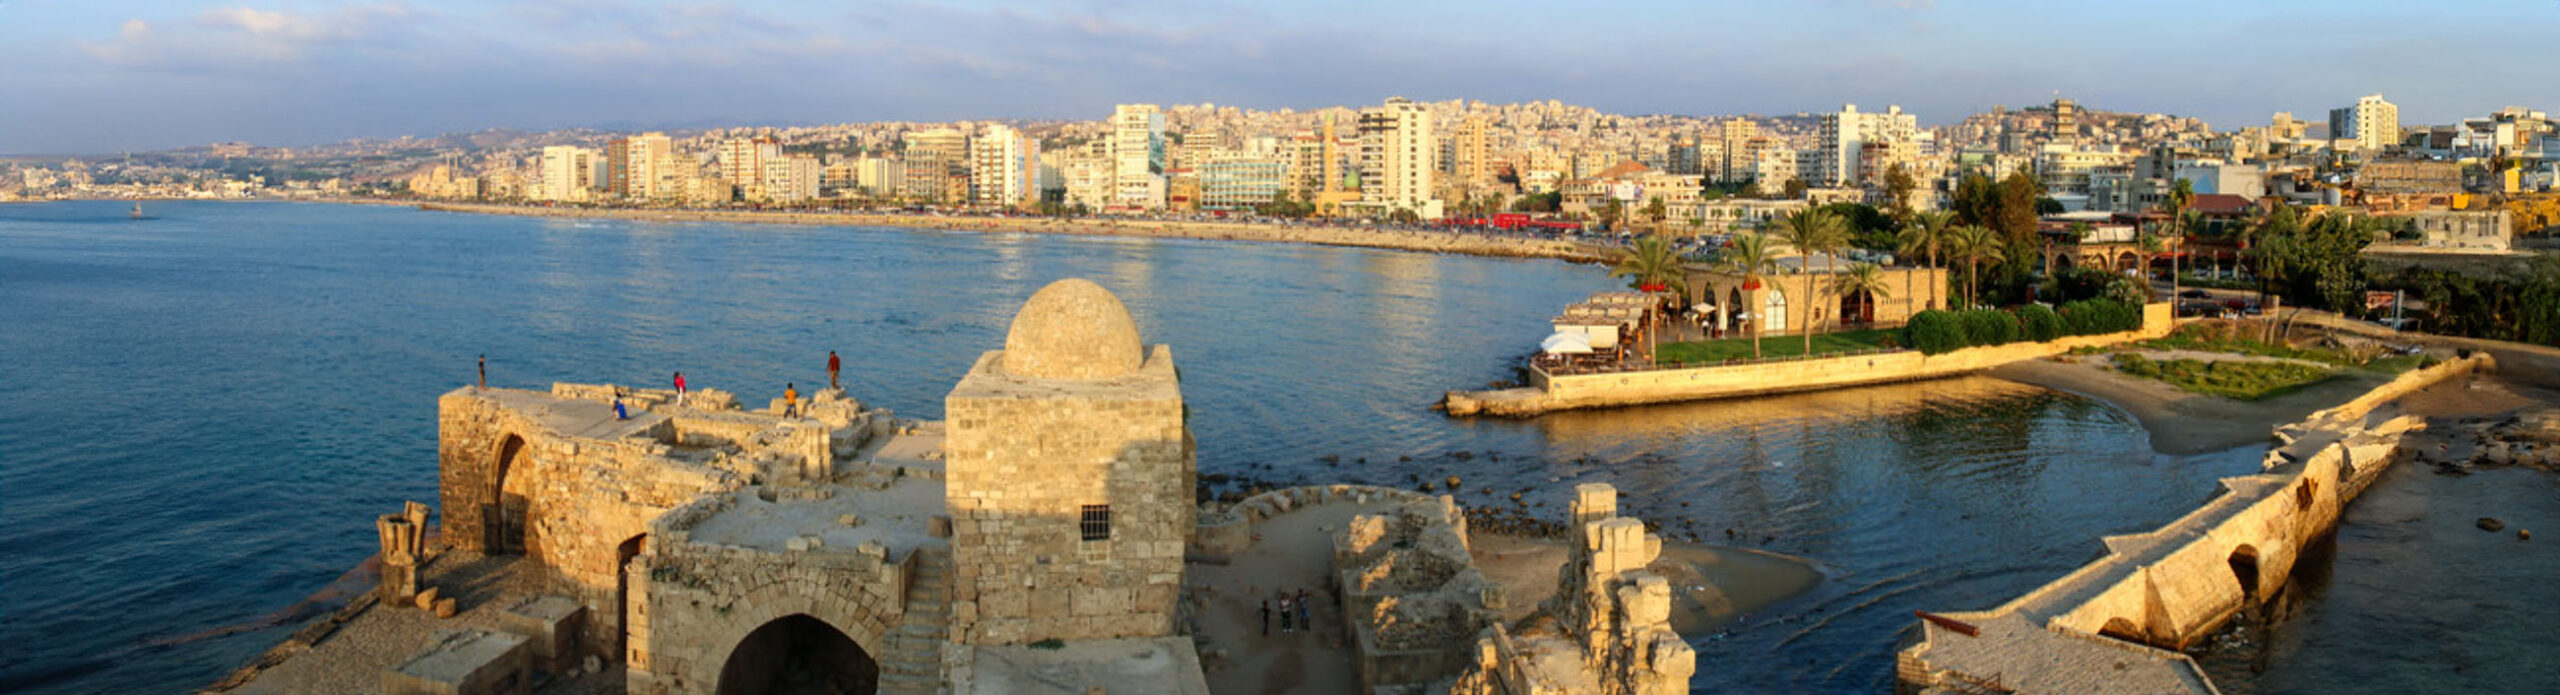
[1683,255,1947,338]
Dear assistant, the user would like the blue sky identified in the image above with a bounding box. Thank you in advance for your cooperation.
[2,0,2555,154]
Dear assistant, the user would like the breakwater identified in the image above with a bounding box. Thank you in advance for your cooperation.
[1443,303,2175,417]
[411,202,1610,262]
[1895,353,2498,694]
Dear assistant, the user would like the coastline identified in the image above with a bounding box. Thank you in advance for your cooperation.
[402,200,1615,263]
[1988,356,2397,456]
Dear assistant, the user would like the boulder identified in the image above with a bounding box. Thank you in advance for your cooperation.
[2478,517,2506,532]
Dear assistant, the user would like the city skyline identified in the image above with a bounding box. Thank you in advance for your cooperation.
[4,0,2557,154]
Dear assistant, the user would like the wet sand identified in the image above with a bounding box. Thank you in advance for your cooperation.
[1990,356,2395,456]
[1468,533,1822,636]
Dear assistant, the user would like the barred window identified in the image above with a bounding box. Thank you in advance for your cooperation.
[1080,504,1111,541]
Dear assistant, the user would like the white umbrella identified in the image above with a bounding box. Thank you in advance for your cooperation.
[1690,303,1720,317]
[1540,332,1594,354]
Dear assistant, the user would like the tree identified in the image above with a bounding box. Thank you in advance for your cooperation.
[1884,163,1918,221]
[1782,176,1809,200]
[1608,233,1691,361]
[1775,208,1851,354]
[1992,171,2043,243]
[1644,195,1669,233]
[2161,178,2195,300]
[1601,198,1625,232]
[1897,209,1954,310]
[1832,262,1893,324]
[1946,224,2007,308]
[1717,232,1781,359]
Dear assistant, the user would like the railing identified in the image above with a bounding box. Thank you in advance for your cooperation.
[1530,345,1913,379]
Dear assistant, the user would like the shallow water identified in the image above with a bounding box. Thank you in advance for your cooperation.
[1,201,2266,693]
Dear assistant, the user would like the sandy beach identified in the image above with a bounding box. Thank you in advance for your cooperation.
[1990,355,2398,456]
[400,201,1613,263]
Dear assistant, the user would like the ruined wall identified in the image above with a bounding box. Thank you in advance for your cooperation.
[1448,483,1692,695]
[1332,495,1500,690]
[629,493,912,695]
[942,347,1195,645]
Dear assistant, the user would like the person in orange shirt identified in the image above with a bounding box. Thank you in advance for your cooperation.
[783,383,799,418]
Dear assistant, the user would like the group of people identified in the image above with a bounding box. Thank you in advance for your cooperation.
[1259,589,1317,637]
[473,350,845,421]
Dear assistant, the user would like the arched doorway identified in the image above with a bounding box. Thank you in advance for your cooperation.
[2228,545,2261,605]
[1840,290,1874,326]
[491,434,529,555]
[2115,251,2141,273]
[616,534,648,664]
[1764,288,1788,334]
[716,614,879,695]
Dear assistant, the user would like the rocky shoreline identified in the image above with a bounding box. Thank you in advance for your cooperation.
[399,201,1614,263]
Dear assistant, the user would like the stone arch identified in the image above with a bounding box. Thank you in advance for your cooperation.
[2227,544,2262,605]
[714,614,879,695]
[1840,289,1875,326]
[490,434,529,555]
[2115,251,2141,273]
[687,589,892,695]
[2051,252,2077,274]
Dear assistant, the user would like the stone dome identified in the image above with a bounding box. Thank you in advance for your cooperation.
[1001,278,1143,380]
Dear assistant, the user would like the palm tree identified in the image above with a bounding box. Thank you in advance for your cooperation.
[2162,178,2195,300]
[1717,232,1780,359]
[2178,208,2208,279]
[1831,262,1893,325]
[1608,233,1691,361]
[1897,210,1954,309]
[1945,224,2006,309]
[1774,208,1850,354]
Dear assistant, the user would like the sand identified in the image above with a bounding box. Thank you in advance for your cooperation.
[1467,533,1822,636]
[1990,354,2397,456]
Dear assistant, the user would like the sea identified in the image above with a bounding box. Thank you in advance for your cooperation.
[1,200,2540,693]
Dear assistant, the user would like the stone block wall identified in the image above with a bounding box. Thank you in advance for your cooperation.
[1332,495,1501,690]
[942,347,1194,645]
[632,492,910,695]
[1447,484,1690,695]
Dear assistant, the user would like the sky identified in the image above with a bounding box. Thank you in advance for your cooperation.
[3,0,2556,154]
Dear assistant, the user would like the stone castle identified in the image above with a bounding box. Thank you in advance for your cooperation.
[366,278,1688,695]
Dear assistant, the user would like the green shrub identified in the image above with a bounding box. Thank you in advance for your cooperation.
[1904,310,1969,355]
[2017,304,2064,342]
[2060,299,2141,335]
[1960,308,2020,346]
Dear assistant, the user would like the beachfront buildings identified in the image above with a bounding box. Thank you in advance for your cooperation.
[903,128,970,205]
[968,125,1039,208]
[1109,104,1167,211]
[1199,151,1288,211]
[2331,94,2402,153]
[607,132,676,200]
[536,146,596,202]
[1816,104,1917,186]
[1351,97,1442,218]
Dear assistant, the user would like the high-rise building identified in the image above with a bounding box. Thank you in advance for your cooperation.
[853,157,906,197]
[719,137,780,200]
[969,125,1039,207]
[606,133,674,199]
[1354,97,1439,217]
[1718,119,1759,182]
[1199,152,1288,211]
[2328,94,2401,152]
[760,156,822,202]
[1451,115,1492,187]
[902,129,970,204]
[2051,98,2080,143]
[536,146,595,202]
[1109,104,1167,210]
[1817,104,1916,186]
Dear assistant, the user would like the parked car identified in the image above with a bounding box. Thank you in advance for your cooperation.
[2179,289,2212,299]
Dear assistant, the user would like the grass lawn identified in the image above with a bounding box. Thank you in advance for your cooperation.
[1654,328,1897,364]
[2111,353,2336,401]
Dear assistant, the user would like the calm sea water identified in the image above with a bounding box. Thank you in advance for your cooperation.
[1,200,2433,694]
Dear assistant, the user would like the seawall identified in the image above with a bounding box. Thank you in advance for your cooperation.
[1894,353,2497,695]
[409,202,1612,263]
[1445,303,2176,417]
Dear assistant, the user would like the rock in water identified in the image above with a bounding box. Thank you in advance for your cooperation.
[2521,529,2533,541]
[2477,517,2506,532]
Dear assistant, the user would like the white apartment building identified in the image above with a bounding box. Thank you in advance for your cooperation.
[607,132,675,199]
[2329,94,2401,153]
[536,146,595,202]
[968,125,1039,207]
[719,138,780,200]
[760,156,821,202]
[1354,97,1440,218]
[1109,104,1167,211]
[1817,104,1917,186]
[853,157,906,197]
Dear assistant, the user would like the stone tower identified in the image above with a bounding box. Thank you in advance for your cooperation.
[942,278,1195,645]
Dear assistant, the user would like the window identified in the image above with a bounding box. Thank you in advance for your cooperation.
[1080,504,1111,541]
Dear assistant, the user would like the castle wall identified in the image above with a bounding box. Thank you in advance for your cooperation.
[629,493,910,695]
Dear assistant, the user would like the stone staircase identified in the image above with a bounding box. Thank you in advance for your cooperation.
[875,548,952,695]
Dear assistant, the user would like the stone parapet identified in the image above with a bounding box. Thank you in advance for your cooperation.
[1333,495,1502,691]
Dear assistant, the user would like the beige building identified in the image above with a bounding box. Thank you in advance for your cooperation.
[902,129,970,204]
[1685,258,1949,337]
[967,125,1039,208]
[607,133,677,200]
[537,146,595,202]
[1110,104,1168,211]
[1352,97,1441,218]
[718,138,780,201]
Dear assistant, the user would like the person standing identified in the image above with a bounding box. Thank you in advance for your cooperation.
[1279,593,1293,633]
[1297,590,1312,632]
[477,355,486,390]
[672,372,687,407]
[613,391,629,420]
[1260,599,1272,637]
[783,383,799,418]
[827,350,842,390]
